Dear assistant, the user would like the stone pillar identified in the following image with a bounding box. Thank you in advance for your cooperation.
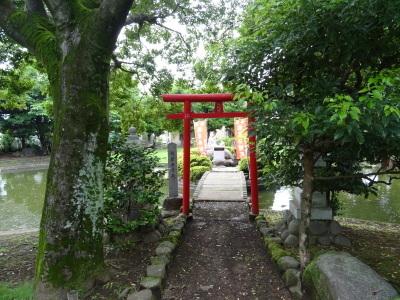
[168,143,179,198]
[163,143,182,211]
[289,157,332,220]
[289,189,332,220]
[213,146,225,166]
[283,158,349,248]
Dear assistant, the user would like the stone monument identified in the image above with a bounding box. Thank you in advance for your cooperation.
[167,143,179,198]
[289,157,332,220]
[289,188,332,220]
[163,143,182,211]
[278,157,351,247]
[126,127,141,145]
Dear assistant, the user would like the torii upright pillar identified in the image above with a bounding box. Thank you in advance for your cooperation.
[182,100,192,215]
[162,93,259,217]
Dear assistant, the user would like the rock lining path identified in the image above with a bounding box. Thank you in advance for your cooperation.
[163,168,292,300]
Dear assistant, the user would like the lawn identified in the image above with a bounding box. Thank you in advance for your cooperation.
[153,147,183,164]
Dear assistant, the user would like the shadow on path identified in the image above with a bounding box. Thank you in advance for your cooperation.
[163,202,292,300]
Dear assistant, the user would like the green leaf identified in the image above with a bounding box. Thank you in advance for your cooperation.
[349,107,360,121]
[334,129,345,141]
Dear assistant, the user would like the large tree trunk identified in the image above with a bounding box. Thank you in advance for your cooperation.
[0,1,135,298]
[299,149,314,271]
[35,42,111,298]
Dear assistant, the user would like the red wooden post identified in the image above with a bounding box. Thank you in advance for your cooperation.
[182,100,191,215]
[249,116,259,216]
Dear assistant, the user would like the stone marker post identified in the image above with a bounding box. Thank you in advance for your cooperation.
[163,143,182,211]
[283,157,350,247]
[168,143,179,198]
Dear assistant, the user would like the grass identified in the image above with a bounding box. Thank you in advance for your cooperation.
[0,282,33,300]
[153,147,183,164]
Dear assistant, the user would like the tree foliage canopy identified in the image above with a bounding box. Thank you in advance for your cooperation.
[0,63,52,152]
[222,0,400,196]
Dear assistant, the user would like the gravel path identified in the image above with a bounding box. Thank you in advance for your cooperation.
[163,202,292,300]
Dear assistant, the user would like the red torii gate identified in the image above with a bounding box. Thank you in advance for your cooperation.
[162,93,259,217]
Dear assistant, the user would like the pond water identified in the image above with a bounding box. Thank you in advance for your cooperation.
[1,170,399,232]
[259,175,400,224]
[0,169,47,232]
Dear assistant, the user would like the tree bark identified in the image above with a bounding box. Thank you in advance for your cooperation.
[299,149,314,271]
[35,121,50,155]
[35,40,111,299]
[0,1,133,298]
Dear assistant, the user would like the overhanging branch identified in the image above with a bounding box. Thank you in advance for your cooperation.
[125,13,158,26]
[42,0,73,27]
[96,0,133,51]
[124,2,182,26]
[155,22,191,51]
[314,169,400,186]
[26,0,47,17]
[0,0,34,52]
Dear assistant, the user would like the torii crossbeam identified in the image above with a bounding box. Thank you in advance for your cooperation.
[162,93,259,217]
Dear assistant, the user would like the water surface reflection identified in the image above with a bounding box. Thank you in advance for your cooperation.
[0,170,46,232]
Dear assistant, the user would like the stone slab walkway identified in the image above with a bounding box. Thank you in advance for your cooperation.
[193,168,247,202]
[162,202,292,300]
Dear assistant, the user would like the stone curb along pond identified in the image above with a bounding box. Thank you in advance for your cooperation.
[255,215,400,300]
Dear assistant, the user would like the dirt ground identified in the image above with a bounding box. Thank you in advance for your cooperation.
[0,232,156,299]
[0,233,37,285]
[163,202,292,300]
[2,210,398,299]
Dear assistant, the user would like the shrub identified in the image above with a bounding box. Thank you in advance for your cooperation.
[0,133,14,153]
[178,152,212,181]
[104,138,165,235]
[239,157,249,173]
[190,149,202,156]
[191,166,211,181]
[190,155,212,168]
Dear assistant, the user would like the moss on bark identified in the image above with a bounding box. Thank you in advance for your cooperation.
[34,31,112,297]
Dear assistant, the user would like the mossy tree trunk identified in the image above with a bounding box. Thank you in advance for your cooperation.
[0,1,133,298]
[34,46,111,298]
[299,149,314,271]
